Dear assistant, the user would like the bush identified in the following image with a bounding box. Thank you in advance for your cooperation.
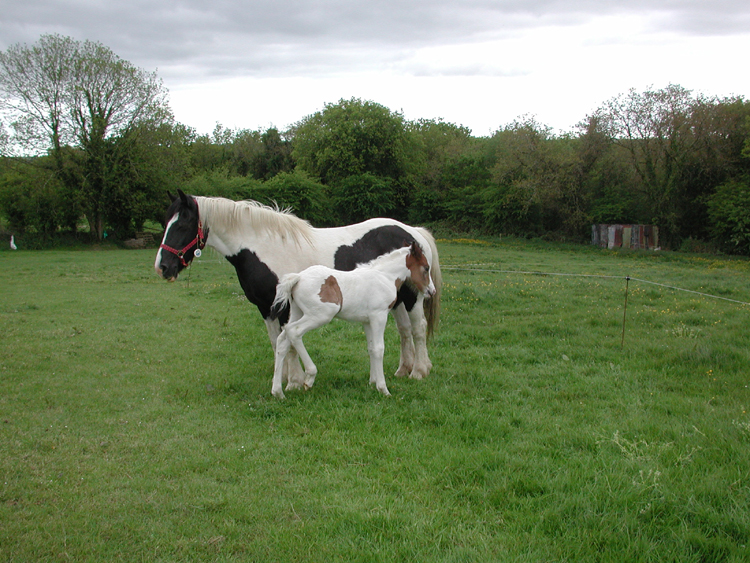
[707,176,750,255]
[257,170,332,226]
[182,169,263,201]
[0,166,66,235]
[330,173,396,223]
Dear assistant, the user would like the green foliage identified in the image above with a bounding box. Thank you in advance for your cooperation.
[406,121,486,224]
[183,169,264,200]
[189,125,294,180]
[292,98,413,185]
[0,34,172,239]
[0,158,80,235]
[258,127,294,179]
[259,170,331,225]
[95,125,192,237]
[3,51,750,255]
[481,117,571,236]
[591,85,750,245]
[708,176,750,254]
[181,169,333,225]
[330,173,396,223]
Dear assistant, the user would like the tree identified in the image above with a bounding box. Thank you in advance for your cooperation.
[0,34,77,158]
[0,34,172,239]
[70,39,171,239]
[481,117,562,235]
[259,170,330,225]
[0,157,65,235]
[577,115,641,225]
[707,176,750,254]
[256,127,293,179]
[678,96,750,239]
[591,85,700,242]
[291,98,413,186]
[406,118,480,223]
[101,122,196,235]
[329,173,396,224]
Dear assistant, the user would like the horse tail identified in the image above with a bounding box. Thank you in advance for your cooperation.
[269,273,301,321]
[415,227,441,339]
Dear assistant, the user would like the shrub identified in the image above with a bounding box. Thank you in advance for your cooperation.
[330,173,396,223]
[707,176,750,255]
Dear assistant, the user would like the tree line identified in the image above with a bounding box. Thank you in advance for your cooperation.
[1,34,749,254]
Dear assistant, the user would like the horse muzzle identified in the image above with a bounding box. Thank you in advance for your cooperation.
[155,262,179,282]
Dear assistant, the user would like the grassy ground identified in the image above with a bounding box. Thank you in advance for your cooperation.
[1,241,749,562]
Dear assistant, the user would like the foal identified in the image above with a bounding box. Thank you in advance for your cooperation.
[269,242,435,399]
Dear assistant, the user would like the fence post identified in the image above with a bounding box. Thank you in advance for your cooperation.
[621,276,630,348]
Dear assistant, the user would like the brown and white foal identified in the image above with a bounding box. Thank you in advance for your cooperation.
[269,242,435,399]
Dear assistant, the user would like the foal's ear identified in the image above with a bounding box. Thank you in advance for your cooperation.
[166,191,176,204]
[410,240,423,257]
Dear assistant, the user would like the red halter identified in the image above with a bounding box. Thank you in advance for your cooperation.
[160,201,207,267]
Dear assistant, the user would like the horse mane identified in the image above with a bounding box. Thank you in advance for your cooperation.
[196,197,313,246]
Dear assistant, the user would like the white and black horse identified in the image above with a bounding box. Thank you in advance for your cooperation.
[154,190,441,391]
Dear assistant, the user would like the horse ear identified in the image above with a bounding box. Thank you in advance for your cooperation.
[177,189,189,205]
[167,191,176,203]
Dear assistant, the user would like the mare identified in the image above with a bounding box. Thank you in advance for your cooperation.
[154,190,442,390]
[268,242,436,399]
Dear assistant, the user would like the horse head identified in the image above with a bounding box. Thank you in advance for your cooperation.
[154,189,207,281]
[405,241,436,297]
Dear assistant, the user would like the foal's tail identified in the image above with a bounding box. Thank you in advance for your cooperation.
[269,273,301,321]
[416,227,441,339]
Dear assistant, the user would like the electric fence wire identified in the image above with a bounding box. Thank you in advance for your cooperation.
[441,265,750,306]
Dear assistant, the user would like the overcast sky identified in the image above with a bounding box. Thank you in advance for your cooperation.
[2,1,749,136]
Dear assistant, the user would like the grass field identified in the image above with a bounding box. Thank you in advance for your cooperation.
[1,240,749,562]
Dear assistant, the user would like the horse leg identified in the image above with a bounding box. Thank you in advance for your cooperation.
[287,334,318,391]
[283,310,334,391]
[363,315,390,396]
[264,317,306,390]
[391,304,415,378]
[272,329,291,399]
[407,294,432,380]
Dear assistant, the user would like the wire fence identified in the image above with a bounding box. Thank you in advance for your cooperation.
[441,265,750,306]
[441,264,750,347]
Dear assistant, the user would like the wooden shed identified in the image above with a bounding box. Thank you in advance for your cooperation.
[591,224,660,250]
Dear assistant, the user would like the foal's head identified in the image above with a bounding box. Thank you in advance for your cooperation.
[405,242,436,297]
[154,189,207,281]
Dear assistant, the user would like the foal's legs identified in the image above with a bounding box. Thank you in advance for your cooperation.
[264,318,306,391]
[274,329,316,399]
[272,303,336,398]
[363,313,390,396]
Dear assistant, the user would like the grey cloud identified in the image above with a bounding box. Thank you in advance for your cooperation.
[1,0,749,82]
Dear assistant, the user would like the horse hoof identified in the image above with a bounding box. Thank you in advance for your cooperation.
[394,365,412,378]
[271,389,286,400]
[285,381,304,391]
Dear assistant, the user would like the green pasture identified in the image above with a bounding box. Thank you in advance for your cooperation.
[1,240,749,562]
